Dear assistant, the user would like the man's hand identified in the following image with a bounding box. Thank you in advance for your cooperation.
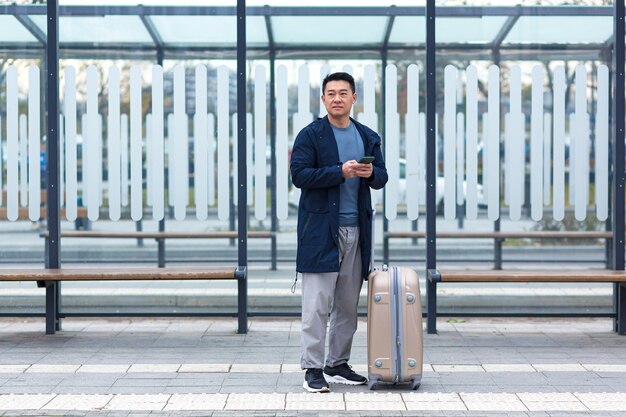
[355,162,373,178]
[342,160,373,178]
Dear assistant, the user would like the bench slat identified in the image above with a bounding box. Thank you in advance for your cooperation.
[42,231,272,239]
[433,269,626,283]
[0,267,237,281]
[387,231,612,239]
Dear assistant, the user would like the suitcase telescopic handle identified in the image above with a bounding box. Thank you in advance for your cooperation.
[369,209,376,274]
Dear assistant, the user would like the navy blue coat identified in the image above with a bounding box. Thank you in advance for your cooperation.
[290,116,388,279]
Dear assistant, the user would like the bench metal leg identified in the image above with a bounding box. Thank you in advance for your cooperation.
[45,282,60,334]
[427,279,437,334]
[135,220,144,247]
[616,283,626,335]
[493,220,502,270]
[158,219,165,268]
[236,267,248,334]
[494,238,503,270]
[157,238,165,268]
[56,281,62,331]
[270,233,277,271]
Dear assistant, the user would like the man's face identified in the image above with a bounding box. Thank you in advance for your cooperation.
[322,80,356,119]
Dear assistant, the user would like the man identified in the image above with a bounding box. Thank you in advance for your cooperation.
[290,72,388,393]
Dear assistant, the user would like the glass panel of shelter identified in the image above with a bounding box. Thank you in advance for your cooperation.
[0,1,617,317]
[0,7,47,313]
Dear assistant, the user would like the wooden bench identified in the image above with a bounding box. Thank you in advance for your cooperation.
[385,231,612,268]
[426,268,626,335]
[0,266,247,335]
[41,230,275,267]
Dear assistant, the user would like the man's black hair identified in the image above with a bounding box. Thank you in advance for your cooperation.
[322,72,356,94]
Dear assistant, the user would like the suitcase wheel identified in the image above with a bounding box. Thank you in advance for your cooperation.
[410,376,421,391]
[367,376,380,390]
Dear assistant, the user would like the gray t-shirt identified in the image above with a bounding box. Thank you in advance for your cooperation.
[331,122,365,227]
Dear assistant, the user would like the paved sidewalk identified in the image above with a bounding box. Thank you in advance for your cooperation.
[0,317,625,416]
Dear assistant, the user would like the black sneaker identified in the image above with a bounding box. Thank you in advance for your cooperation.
[303,368,330,393]
[323,363,367,385]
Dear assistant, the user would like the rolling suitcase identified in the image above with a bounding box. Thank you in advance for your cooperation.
[367,265,423,390]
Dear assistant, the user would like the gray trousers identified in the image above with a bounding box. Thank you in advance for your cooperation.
[301,226,363,369]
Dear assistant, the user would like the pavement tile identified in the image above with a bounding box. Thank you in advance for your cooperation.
[460,392,528,412]
[523,401,588,412]
[432,365,485,373]
[163,393,227,411]
[26,364,80,373]
[220,386,279,394]
[178,363,230,373]
[42,394,114,410]
[0,386,56,394]
[113,378,171,387]
[581,402,626,412]
[404,401,467,411]
[0,365,28,373]
[575,392,626,402]
[518,392,581,402]
[344,393,403,402]
[402,392,467,411]
[0,394,55,410]
[286,393,344,402]
[517,392,588,412]
[281,364,302,373]
[285,401,345,410]
[78,364,131,373]
[105,394,170,411]
[230,364,280,373]
[344,401,406,411]
[422,364,435,373]
[128,364,180,373]
[224,393,285,410]
[533,364,587,372]
[402,392,462,402]
[583,364,626,373]
[344,392,405,411]
[482,364,536,372]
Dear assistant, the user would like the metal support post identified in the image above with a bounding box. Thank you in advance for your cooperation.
[45,0,61,334]
[491,37,504,273]
[236,0,248,334]
[45,282,59,334]
[230,175,236,247]
[612,0,625,334]
[156,49,166,269]
[615,282,626,335]
[269,49,278,271]
[425,0,437,334]
[426,270,439,330]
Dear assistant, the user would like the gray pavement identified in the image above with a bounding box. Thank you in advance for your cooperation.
[0,213,623,415]
[0,316,626,416]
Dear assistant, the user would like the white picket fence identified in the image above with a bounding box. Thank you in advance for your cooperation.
[0,63,610,223]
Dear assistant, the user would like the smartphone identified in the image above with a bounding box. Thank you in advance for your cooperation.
[358,156,375,164]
